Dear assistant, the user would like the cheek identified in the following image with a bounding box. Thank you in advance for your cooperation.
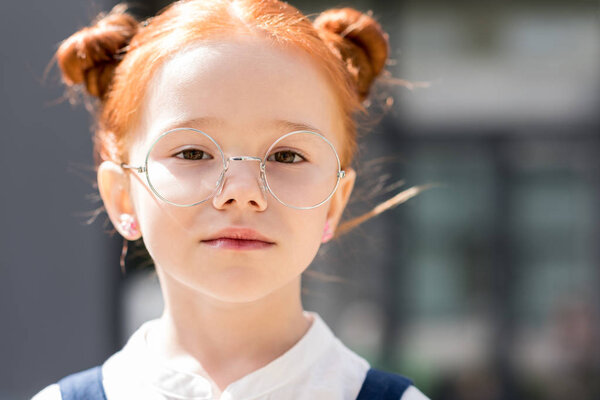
[129,179,200,260]
[283,208,328,270]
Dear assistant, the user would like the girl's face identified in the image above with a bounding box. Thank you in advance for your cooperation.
[100,37,355,303]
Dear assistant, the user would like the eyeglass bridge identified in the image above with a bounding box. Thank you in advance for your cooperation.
[225,155,265,172]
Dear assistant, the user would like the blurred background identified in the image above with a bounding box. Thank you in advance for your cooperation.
[1,0,599,399]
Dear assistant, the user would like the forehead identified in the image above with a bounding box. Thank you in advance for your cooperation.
[132,37,344,154]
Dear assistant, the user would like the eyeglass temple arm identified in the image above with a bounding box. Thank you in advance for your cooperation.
[121,163,146,173]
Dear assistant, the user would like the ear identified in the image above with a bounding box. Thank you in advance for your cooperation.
[326,167,356,235]
[97,161,142,240]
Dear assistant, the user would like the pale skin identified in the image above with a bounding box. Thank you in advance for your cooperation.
[97,37,356,392]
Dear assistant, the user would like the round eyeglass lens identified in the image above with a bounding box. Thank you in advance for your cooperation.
[264,131,341,209]
[146,128,225,206]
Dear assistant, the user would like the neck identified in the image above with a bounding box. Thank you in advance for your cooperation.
[147,270,312,390]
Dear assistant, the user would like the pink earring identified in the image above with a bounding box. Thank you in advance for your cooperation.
[119,214,140,238]
[322,220,334,243]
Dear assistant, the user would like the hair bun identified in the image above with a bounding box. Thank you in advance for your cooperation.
[314,8,389,101]
[56,5,139,99]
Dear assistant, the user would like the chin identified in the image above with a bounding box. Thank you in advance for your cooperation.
[194,267,291,304]
[200,284,282,304]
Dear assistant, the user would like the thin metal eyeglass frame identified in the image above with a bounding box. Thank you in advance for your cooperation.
[120,127,346,210]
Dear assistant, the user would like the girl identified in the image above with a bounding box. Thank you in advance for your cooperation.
[34,1,429,399]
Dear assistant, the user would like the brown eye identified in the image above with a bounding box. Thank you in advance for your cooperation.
[175,149,211,160]
[268,151,304,163]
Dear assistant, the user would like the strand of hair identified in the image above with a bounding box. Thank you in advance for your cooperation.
[335,183,437,237]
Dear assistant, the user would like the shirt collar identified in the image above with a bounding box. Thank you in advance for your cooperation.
[127,311,334,399]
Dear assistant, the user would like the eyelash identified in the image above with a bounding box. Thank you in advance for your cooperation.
[173,148,213,160]
[267,150,307,164]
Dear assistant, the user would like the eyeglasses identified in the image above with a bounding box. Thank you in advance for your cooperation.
[121,128,346,210]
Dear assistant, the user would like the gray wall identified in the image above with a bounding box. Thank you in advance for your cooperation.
[0,1,120,398]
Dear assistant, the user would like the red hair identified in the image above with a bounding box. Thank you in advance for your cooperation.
[56,0,389,169]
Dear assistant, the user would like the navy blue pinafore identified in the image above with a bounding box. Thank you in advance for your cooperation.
[58,365,413,400]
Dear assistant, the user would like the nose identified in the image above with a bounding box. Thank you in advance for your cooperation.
[212,158,268,211]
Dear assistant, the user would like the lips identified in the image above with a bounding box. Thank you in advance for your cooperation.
[201,228,275,250]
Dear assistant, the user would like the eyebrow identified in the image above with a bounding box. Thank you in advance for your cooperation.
[157,117,325,136]
[271,119,324,135]
[157,117,224,134]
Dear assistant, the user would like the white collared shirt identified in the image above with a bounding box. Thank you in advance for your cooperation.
[33,312,428,400]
